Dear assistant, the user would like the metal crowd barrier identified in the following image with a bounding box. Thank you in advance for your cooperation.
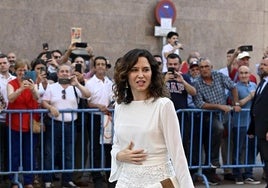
[0,108,264,187]
[177,109,264,188]
[1,109,113,187]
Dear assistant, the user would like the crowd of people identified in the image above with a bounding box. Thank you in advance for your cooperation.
[159,31,268,187]
[0,31,267,188]
[0,44,115,188]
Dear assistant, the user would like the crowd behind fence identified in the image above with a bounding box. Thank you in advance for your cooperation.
[0,108,264,187]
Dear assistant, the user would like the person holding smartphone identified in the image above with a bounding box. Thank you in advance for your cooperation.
[161,31,183,73]
[41,64,90,188]
[72,56,86,83]
[164,53,197,180]
[31,59,48,98]
[228,47,257,84]
[70,56,91,186]
[7,59,40,188]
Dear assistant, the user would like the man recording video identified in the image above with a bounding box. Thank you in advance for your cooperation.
[161,31,183,73]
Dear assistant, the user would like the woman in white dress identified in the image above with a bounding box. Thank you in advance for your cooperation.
[109,49,194,188]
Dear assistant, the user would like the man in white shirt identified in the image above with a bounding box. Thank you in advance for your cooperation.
[161,31,183,73]
[0,54,16,182]
[42,64,90,188]
[85,56,114,188]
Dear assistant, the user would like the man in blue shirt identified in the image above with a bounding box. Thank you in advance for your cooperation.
[232,65,260,185]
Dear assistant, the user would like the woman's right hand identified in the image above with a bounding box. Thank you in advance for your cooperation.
[116,141,147,165]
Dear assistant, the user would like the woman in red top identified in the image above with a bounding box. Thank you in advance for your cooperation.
[7,59,39,188]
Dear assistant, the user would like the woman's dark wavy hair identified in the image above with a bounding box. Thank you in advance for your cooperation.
[113,48,169,104]
[31,58,46,71]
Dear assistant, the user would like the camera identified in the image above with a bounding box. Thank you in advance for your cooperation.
[58,78,71,84]
[168,67,175,74]
[75,42,88,48]
[239,45,253,52]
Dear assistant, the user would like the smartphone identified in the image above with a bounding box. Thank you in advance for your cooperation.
[58,78,71,84]
[75,63,82,73]
[22,76,31,81]
[168,67,175,74]
[42,43,49,50]
[40,67,46,74]
[75,42,87,48]
[46,51,52,60]
[239,45,253,52]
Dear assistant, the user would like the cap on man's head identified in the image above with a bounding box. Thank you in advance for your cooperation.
[189,61,199,69]
[237,51,250,60]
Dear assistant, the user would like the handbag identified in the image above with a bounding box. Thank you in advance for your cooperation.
[32,119,45,133]
[146,176,180,188]
[160,177,179,188]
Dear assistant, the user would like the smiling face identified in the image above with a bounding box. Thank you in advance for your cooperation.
[238,65,250,84]
[15,64,28,81]
[57,64,71,79]
[128,57,152,100]
[7,52,16,65]
[94,58,107,77]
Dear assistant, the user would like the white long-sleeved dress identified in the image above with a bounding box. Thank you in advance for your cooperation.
[109,97,194,188]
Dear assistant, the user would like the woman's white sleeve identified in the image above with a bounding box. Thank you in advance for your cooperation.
[161,100,194,188]
[109,130,122,182]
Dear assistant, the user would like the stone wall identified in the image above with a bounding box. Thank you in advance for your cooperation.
[0,0,267,71]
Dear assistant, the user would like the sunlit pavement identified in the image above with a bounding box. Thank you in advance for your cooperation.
[196,168,266,188]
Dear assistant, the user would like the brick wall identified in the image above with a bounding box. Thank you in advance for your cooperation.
[0,0,267,71]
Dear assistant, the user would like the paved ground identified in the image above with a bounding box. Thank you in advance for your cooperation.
[195,168,266,188]
[1,168,266,188]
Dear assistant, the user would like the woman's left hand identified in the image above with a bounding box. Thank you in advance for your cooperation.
[116,141,147,165]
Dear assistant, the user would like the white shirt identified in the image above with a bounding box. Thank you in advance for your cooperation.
[37,82,48,104]
[258,77,268,94]
[218,67,229,76]
[42,82,82,122]
[0,73,16,122]
[109,97,194,187]
[85,75,113,106]
[161,43,179,73]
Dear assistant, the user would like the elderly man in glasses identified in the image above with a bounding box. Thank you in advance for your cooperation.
[193,57,241,185]
[41,64,90,188]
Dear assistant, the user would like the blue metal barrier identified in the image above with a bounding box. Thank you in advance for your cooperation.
[177,109,264,187]
[0,108,264,187]
[2,109,113,187]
